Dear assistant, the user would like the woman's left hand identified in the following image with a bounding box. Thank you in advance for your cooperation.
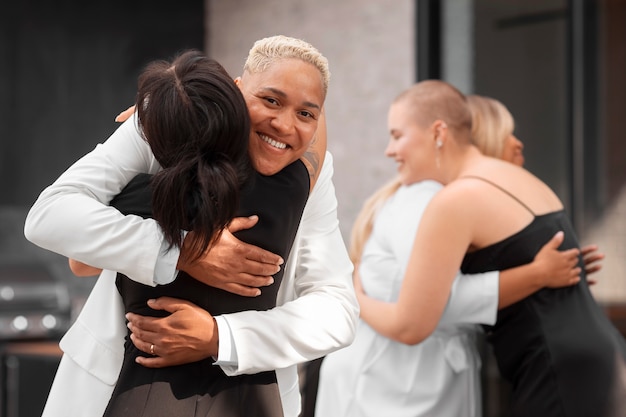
[127,297,218,368]
[580,244,604,283]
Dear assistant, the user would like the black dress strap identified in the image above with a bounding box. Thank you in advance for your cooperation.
[459,175,535,216]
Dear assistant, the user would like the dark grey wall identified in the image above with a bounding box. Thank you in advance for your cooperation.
[0,1,205,315]
[0,0,204,207]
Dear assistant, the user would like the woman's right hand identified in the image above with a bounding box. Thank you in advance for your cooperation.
[177,216,283,297]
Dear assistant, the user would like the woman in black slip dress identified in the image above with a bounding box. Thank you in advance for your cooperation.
[460,176,626,417]
[103,158,309,417]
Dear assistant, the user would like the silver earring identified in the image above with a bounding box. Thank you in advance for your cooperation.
[436,139,443,148]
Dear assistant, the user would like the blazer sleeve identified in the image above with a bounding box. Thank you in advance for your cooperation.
[23,114,176,286]
[439,271,499,326]
[218,152,359,375]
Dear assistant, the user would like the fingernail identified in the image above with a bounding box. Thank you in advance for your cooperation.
[278,257,284,265]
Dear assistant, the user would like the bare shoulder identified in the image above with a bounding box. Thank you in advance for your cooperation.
[436,176,487,203]
[471,160,562,210]
[431,163,516,217]
[424,181,480,220]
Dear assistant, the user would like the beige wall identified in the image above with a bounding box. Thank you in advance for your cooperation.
[205,0,415,241]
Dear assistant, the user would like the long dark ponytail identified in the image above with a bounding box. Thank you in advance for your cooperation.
[136,50,252,261]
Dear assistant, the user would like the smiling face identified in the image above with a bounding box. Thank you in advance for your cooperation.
[385,100,438,185]
[236,58,325,176]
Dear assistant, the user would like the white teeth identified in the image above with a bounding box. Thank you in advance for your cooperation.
[260,134,287,149]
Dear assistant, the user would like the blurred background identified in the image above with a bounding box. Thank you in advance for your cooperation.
[0,0,624,416]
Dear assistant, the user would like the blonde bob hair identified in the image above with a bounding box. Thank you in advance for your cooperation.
[466,95,515,158]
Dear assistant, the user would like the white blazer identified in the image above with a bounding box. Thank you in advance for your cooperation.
[24,116,359,417]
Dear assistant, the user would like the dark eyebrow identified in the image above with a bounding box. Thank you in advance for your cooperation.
[262,87,321,111]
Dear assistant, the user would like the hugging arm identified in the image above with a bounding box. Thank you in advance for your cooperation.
[357,190,583,345]
[178,108,331,295]
[220,152,358,374]
[359,230,582,336]
[24,115,170,285]
[496,231,581,308]
[27,111,282,290]
[441,230,581,326]
[129,153,359,373]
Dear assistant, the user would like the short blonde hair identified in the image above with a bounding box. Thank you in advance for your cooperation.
[243,35,330,97]
[466,95,515,158]
[394,80,472,142]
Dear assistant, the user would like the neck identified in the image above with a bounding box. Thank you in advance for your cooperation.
[438,144,483,185]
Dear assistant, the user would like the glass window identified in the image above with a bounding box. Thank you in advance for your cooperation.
[436,0,626,304]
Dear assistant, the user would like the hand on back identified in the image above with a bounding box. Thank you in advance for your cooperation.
[177,215,282,296]
[533,231,582,288]
[127,297,218,368]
